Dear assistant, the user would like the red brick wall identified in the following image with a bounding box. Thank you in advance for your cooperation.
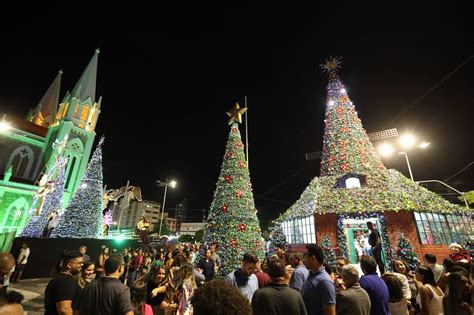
[314,213,338,245]
[383,211,451,262]
[287,214,338,254]
[287,212,451,263]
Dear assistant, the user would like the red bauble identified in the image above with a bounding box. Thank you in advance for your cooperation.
[341,127,349,133]
[235,142,242,148]
[224,175,233,184]
[338,140,345,147]
[340,163,350,171]
[237,223,247,231]
[226,151,233,158]
[230,239,238,247]
[236,190,243,198]
[231,127,238,133]
[221,204,228,213]
[238,161,245,168]
[336,106,344,114]
[328,155,335,162]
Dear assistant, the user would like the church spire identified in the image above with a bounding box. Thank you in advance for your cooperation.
[71,49,99,102]
[30,70,62,127]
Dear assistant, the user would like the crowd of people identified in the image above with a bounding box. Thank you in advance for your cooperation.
[0,229,473,314]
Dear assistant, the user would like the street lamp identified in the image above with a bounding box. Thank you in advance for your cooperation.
[398,151,414,181]
[377,136,430,181]
[0,114,12,132]
[156,179,177,236]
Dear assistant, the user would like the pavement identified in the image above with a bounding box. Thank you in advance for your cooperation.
[8,278,50,315]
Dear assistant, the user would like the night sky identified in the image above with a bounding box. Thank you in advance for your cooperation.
[1,3,473,227]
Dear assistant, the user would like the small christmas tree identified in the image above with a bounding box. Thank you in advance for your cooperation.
[203,104,264,276]
[396,233,420,271]
[21,156,67,237]
[268,225,287,255]
[321,234,337,266]
[51,137,105,238]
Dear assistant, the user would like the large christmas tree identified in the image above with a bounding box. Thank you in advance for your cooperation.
[51,138,104,238]
[320,57,385,177]
[21,156,67,237]
[203,104,264,276]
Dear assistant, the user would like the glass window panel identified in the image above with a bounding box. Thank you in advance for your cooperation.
[414,212,421,220]
[420,232,428,244]
[416,218,426,234]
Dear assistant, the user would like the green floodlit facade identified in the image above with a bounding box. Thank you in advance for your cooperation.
[0,50,101,251]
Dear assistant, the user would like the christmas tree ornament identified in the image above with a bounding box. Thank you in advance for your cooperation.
[226,102,247,125]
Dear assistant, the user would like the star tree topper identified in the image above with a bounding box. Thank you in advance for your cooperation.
[226,102,247,125]
[321,56,342,73]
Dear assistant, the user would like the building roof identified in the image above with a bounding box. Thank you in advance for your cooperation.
[31,70,62,126]
[71,49,99,103]
[277,168,468,222]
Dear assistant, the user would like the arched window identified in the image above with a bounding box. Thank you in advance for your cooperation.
[65,155,77,190]
[64,138,84,190]
[6,145,34,178]
[1,197,29,230]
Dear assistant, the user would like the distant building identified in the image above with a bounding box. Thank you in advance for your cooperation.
[114,199,161,229]
[179,222,206,236]
[164,214,178,233]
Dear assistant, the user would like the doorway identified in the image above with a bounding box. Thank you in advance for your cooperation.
[343,218,386,266]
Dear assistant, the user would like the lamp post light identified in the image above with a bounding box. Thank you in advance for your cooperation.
[377,135,430,181]
[156,179,177,237]
[398,151,414,181]
[0,114,12,132]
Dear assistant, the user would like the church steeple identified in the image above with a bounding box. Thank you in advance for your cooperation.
[54,49,101,132]
[71,49,99,103]
[29,70,62,127]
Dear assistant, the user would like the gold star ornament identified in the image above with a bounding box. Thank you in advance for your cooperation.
[321,56,342,73]
[226,102,247,125]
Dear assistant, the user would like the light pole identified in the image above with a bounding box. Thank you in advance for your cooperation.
[156,179,177,236]
[398,151,414,181]
[377,134,430,181]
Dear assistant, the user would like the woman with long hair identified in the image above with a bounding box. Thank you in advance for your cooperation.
[147,266,168,315]
[415,265,444,315]
[382,273,409,315]
[176,263,196,315]
[392,259,418,300]
[75,261,95,288]
[442,271,472,315]
[131,280,153,315]
[96,246,109,278]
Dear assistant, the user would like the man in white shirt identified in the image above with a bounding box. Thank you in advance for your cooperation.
[424,253,444,282]
[11,243,29,283]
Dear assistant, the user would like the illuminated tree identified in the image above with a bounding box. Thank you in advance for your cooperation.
[51,138,104,238]
[21,157,67,237]
[203,105,264,275]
